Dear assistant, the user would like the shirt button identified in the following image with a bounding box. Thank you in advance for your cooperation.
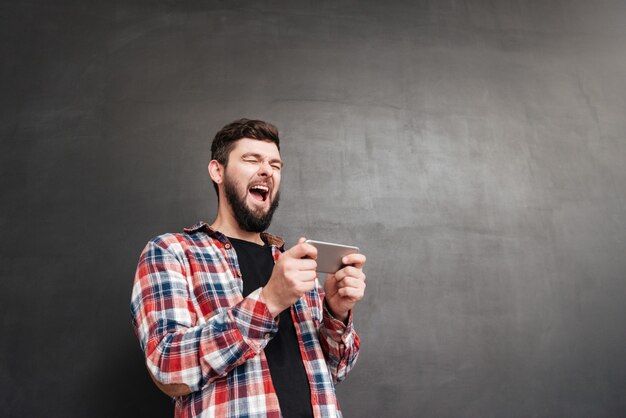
[224,243,231,249]
[264,333,271,339]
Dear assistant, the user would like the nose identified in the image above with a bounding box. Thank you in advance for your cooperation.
[257,160,273,178]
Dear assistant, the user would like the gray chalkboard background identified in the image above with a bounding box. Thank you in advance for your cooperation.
[2,1,626,417]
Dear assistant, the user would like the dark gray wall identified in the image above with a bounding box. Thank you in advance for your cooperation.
[2,1,626,417]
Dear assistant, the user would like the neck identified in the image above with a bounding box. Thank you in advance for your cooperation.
[211,205,264,245]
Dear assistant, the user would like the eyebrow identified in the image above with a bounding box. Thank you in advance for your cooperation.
[242,153,283,167]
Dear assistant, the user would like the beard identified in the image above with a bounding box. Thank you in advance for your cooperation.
[223,175,280,233]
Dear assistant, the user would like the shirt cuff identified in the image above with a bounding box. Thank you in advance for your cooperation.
[323,303,354,343]
[229,288,279,353]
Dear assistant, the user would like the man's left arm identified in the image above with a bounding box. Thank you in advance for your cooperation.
[318,253,367,383]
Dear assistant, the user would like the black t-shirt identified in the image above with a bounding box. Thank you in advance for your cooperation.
[229,237,314,418]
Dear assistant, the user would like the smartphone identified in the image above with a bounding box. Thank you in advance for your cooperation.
[304,239,360,274]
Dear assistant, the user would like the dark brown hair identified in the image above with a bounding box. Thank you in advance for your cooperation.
[210,118,281,194]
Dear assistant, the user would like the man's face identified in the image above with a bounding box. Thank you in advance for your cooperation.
[222,138,282,232]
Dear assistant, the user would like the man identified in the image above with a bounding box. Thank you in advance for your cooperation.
[131,119,367,417]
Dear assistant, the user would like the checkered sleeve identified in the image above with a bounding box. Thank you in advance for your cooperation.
[318,300,361,384]
[130,236,278,393]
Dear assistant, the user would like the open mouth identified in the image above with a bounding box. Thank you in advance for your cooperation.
[249,184,270,202]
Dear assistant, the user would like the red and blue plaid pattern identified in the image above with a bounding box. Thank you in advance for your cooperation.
[131,222,360,417]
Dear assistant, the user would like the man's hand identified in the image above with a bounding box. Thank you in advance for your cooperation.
[261,238,318,318]
[323,253,367,322]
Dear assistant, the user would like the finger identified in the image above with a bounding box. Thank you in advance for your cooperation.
[337,286,365,300]
[334,266,365,282]
[297,270,318,282]
[300,277,317,293]
[294,258,318,271]
[291,273,317,296]
[336,276,366,290]
[286,241,318,260]
[285,270,317,289]
[342,253,366,269]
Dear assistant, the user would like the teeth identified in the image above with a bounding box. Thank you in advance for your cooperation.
[251,185,269,192]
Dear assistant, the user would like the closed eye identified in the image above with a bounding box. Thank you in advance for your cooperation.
[241,153,282,170]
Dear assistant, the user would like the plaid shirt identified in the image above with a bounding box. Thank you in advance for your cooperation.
[131,222,360,418]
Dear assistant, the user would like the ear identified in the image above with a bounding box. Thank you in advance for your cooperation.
[208,160,223,184]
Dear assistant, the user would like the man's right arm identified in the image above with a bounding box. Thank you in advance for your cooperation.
[130,235,279,396]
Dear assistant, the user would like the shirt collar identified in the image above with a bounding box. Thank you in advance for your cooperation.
[184,221,285,249]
